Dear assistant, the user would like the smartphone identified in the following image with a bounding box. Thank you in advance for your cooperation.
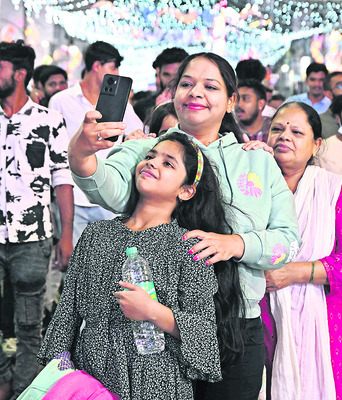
[95,74,133,142]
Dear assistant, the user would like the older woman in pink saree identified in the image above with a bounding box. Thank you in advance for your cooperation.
[246,101,342,400]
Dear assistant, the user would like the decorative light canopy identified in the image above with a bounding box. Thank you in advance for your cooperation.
[11,0,342,65]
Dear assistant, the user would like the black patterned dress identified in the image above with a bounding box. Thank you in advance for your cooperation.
[38,218,222,400]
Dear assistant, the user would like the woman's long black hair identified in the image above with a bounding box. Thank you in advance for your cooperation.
[126,131,246,366]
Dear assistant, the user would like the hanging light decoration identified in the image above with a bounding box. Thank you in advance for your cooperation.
[10,0,342,65]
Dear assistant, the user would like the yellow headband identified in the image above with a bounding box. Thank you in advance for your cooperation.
[190,142,204,187]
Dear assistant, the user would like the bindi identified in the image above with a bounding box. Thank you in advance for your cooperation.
[286,122,290,125]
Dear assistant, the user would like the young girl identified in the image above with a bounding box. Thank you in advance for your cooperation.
[146,101,178,136]
[68,52,301,399]
[124,101,178,142]
[38,132,244,400]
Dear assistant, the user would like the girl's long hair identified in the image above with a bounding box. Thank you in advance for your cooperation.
[127,132,246,365]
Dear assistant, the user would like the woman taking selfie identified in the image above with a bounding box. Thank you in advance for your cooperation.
[68,53,301,399]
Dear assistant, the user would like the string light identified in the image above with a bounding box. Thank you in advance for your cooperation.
[11,0,342,65]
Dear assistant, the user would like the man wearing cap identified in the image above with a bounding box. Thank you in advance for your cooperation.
[49,41,143,246]
[0,40,74,399]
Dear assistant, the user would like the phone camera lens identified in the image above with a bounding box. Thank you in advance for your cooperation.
[107,77,114,85]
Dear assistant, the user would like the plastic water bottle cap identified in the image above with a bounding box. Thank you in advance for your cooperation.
[126,247,138,256]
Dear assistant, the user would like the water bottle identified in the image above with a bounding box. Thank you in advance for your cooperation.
[122,247,165,355]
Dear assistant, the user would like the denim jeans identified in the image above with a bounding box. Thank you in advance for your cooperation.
[0,238,52,395]
[194,317,265,400]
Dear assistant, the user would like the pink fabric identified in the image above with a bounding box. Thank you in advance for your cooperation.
[320,188,342,400]
[260,294,276,399]
[261,186,342,400]
[42,370,120,400]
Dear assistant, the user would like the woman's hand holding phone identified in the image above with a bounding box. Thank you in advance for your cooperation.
[68,110,126,177]
[68,73,132,175]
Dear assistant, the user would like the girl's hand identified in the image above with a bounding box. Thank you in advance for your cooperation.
[114,281,155,321]
[183,231,245,265]
[265,265,293,292]
[124,129,156,141]
[242,140,274,155]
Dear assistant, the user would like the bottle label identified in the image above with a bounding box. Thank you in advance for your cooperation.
[124,281,158,301]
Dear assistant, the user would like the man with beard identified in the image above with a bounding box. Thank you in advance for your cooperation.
[235,58,276,118]
[320,71,342,139]
[235,78,271,142]
[285,62,331,114]
[153,47,189,103]
[0,40,73,399]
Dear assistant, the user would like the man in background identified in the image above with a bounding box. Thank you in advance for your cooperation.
[235,58,276,118]
[153,47,189,98]
[49,40,143,246]
[133,47,188,123]
[0,40,73,399]
[318,95,342,174]
[269,93,285,110]
[285,62,331,114]
[320,71,342,139]
[235,78,271,142]
[37,65,68,107]
[30,65,68,106]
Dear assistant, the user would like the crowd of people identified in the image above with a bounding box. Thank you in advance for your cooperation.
[0,37,341,400]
